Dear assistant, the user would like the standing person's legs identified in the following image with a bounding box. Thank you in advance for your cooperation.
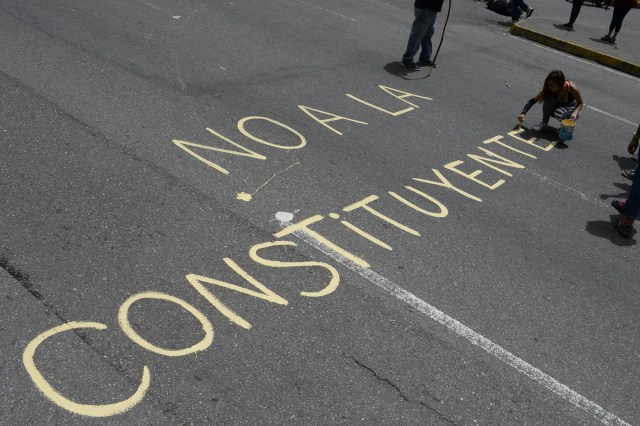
[611,6,632,36]
[402,8,430,64]
[613,160,640,237]
[602,19,615,39]
[609,7,622,33]
[604,6,631,40]
[623,161,640,218]
[568,0,584,24]
[417,11,438,63]
[510,0,533,21]
[511,0,523,21]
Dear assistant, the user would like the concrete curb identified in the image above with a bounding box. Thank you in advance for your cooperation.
[510,24,640,77]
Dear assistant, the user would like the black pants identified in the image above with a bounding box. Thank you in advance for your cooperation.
[609,5,632,33]
[568,0,583,24]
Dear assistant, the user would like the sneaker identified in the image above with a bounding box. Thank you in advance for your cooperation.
[562,22,573,29]
[526,8,534,18]
[613,218,635,238]
[621,169,635,181]
[511,19,519,25]
[611,199,627,214]
[601,35,612,42]
[417,59,436,68]
[610,36,616,44]
[532,121,547,132]
[401,61,419,70]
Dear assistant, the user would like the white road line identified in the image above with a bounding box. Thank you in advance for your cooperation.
[507,35,638,81]
[275,211,631,426]
[273,0,357,22]
[524,169,611,209]
[135,0,169,14]
[586,105,637,126]
[313,5,357,21]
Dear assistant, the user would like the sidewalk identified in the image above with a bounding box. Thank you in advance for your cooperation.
[510,3,640,77]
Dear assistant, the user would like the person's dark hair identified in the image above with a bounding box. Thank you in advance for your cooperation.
[540,70,566,100]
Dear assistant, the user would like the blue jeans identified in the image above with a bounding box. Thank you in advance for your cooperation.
[402,8,438,63]
[511,0,530,20]
[624,159,640,220]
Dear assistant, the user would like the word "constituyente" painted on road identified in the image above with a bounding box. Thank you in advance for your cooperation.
[23,82,558,417]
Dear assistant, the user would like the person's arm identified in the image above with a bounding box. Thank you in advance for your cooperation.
[569,82,584,120]
[517,91,542,123]
[628,123,640,155]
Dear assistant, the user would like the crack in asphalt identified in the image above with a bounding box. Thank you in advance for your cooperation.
[346,354,458,425]
[0,254,183,422]
[0,254,62,320]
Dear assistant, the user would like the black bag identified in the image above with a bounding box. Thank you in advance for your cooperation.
[487,0,514,16]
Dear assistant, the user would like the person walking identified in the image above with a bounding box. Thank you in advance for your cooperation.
[600,0,638,43]
[517,70,585,138]
[511,0,534,25]
[611,123,640,238]
[562,0,584,29]
[401,0,445,69]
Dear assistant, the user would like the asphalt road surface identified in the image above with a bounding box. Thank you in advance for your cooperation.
[1,0,639,425]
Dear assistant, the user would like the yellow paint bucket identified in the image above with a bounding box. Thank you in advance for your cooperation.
[559,119,577,140]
